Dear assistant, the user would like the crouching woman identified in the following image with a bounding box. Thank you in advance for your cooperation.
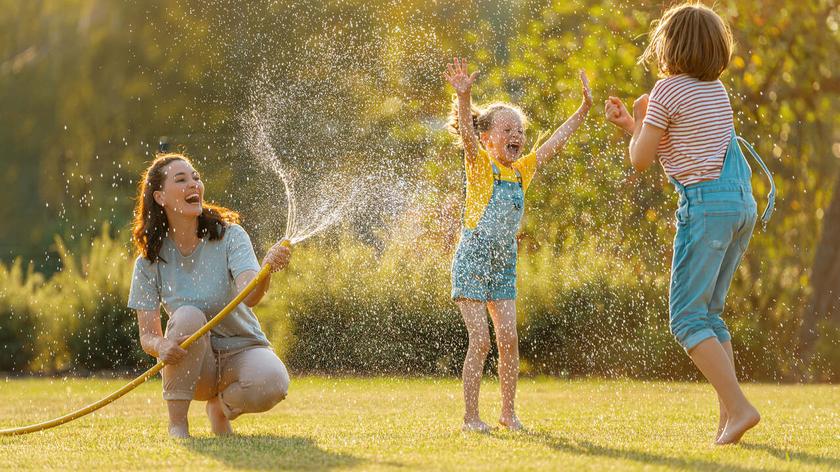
[128,153,291,438]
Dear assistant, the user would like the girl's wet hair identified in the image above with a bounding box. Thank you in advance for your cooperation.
[447,96,528,147]
[639,2,733,81]
[131,153,240,263]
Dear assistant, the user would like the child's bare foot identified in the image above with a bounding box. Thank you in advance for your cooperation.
[206,397,233,436]
[168,423,190,439]
[462,418,492,433]
[716,406,760,445]
[499,414,524,431]
[716,411,727,441]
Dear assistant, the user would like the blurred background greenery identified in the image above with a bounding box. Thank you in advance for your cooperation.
[0,0,837,381]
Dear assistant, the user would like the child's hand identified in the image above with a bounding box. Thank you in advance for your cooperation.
[579,70,593,110]
[444,57,479,96]
[604,96,634,134]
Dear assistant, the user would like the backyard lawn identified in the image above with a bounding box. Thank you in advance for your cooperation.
[1,377,837,471]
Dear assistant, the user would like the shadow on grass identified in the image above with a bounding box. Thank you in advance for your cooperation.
[503,429,793,472]
[183,434,364,470]
[740,442,840,469]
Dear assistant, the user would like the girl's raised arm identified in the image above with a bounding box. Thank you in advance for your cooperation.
[605,94,664,172]
[535,70,593,167]
[444,57,481,162]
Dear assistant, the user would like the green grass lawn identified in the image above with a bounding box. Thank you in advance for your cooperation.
[1,376,838,471]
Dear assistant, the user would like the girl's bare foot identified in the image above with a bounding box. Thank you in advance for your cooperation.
[206,396,233,436]
[716,411,727,441]
[168,423,190,439]
[462,418,492,433]
[499,414,524,431]
[716,406,760,445]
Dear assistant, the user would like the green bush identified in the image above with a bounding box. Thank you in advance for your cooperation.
[0,260,41,372]
[2,221,833,381]
[516,244,695,379]
[258,239,468,375]
[257,238,698,379]
[51,226,149,371]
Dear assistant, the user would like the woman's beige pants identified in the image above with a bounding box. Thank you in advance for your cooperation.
[161,305,290,420]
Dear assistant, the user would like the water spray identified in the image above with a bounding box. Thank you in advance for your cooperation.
[0,240,292,436]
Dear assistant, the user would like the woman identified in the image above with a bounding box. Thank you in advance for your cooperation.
[128,153,292,438]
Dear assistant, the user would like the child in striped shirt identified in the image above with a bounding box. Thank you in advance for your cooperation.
[605,2,775,445]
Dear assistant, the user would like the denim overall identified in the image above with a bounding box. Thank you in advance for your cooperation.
[669,130,776,350]
[451,162,524,301]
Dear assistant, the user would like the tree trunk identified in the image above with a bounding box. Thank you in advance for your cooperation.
[798,169,840,380]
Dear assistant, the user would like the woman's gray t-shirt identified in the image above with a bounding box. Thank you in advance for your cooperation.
[127,223,270,353]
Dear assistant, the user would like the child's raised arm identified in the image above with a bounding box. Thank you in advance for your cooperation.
[444,57,480,162]
[605,94,664,172]
[535,70,593,167]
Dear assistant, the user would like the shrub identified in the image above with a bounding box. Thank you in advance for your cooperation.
[257,239,468,375]
[0,260,41,372]
[51,226,149,371]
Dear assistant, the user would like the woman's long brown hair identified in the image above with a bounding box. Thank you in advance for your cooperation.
[132,153,240,263]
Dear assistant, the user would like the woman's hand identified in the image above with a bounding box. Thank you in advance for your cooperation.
[579,70,593,111]
[262,241,292,273]
[158,335,189,365]
[605,96,634,134]
[444,57,479,96]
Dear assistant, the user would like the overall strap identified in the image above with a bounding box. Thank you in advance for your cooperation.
[491,161,502,184]
[490,161,523,188]
[736,136,776,229]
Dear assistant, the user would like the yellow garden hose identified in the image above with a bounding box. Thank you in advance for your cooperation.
[0,240,289,436]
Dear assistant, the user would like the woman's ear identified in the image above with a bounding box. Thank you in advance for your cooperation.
[153,190,165,207]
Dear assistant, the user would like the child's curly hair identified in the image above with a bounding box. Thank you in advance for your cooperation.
[446,95,528,147]
[639,2,733,81]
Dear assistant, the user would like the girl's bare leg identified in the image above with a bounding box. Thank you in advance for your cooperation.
[458,299,492,432]
[716,341,736,441]
[688,338,759,445]
[488,299,523,430]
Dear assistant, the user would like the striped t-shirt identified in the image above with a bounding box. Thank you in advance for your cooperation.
[644,74,733,186]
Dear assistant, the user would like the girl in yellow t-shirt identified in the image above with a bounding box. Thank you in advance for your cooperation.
[444,57,592,432]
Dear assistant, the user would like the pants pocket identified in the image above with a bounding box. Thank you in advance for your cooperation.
[697,207,742,250]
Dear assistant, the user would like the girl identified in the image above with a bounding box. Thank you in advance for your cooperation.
[444,58,592,432]
[128,153,293,438]
[605,3,775,445]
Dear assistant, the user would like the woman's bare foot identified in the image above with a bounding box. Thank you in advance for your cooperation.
[206,397,233,436]
[499,414,524,431]
[168,423,190,439]
[462,418,492,433]
[716,406,760,445]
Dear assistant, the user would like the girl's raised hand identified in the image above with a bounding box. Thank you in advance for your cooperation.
[605,96,634,134]
[444,57,479,96]
[580,70,593,110]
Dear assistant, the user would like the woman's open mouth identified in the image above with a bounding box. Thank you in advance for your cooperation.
[185,194,201,205]
[506,143,521,154]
